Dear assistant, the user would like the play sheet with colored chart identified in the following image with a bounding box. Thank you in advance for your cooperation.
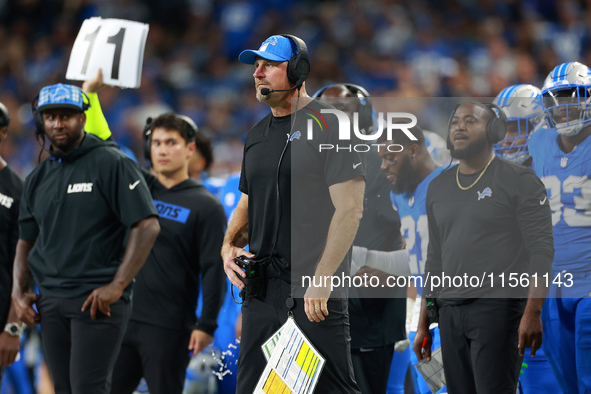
[255,317,325,394]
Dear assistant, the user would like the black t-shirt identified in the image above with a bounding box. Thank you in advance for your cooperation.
[0,166,23,324]
[19,134,158,298]
[239,99,364,285]
[131,173,227,334]
[424,157,554,299]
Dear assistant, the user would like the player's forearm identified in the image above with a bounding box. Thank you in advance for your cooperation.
[12,239,35,296]
[111,217,160,291]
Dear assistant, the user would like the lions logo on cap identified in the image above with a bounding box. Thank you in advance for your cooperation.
[51,86,73,103]
[259,36,278,52]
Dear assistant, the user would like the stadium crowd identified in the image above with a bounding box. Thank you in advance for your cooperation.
[1,0,590,179]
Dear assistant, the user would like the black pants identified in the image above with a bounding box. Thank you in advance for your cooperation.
[437,298,525,394]
[37,294,131,394]
[237,277,360,393]
[111,320,191,394]
[351,345,394,394]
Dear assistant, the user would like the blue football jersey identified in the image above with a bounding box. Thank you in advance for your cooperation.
[220,173,241,220]
[391,166,446,294]
[530,128,591,271]
[201,176,225,199]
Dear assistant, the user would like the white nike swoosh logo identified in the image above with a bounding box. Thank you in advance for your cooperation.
[540,196,547,205]
[129,180,140,190]
[353,163,362,169]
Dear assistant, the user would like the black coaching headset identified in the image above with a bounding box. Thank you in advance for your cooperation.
[142,114,199,161]
[313,83,374,134]
[31,92,91,140]
[0,102,10,128]
[281,34,310,89]
[446,102,507,150]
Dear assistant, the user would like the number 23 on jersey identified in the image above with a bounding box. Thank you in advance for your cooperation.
[541,175,591,226]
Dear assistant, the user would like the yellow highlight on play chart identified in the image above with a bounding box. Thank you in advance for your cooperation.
[262,370,291,394]
[296,343,319,379]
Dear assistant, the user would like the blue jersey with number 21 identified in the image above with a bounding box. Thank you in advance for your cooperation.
[391,166,445,295]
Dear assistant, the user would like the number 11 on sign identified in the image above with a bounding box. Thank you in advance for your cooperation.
[66,17,149,89]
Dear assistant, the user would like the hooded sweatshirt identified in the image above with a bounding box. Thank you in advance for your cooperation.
[19,133,157,298]
[131,173,227,334]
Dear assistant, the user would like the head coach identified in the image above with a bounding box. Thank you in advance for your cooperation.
[221,35,365,393]
[11,83,160,394]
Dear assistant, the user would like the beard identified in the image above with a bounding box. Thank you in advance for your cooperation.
[450,133,489,160]
[48,131,84,153]
[391,154,420,196]
[256,91,270,102]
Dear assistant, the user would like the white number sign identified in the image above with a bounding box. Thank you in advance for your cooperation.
[66,17,149,88]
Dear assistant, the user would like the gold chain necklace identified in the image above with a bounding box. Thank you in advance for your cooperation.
[456,154,495,191]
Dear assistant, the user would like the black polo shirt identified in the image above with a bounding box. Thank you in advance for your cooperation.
[0,166,23,323]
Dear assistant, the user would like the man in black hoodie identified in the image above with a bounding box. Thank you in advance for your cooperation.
[109,113,227,394]
[0,101,24,381]
[12,84,160,394]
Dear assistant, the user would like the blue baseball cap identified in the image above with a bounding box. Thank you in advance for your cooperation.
[37,84,85,112]
[238,35,295,65]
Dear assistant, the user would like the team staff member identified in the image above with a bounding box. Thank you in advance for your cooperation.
[111,114,226,394]
[12,84,160,394]
[79,72,227,394]
[415,102,553,393]
[316,83,407,394]
[0,102,24,378]
[221,35,364,393]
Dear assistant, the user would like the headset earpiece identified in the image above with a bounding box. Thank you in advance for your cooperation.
[346,84,373,134]
[281,34,310,88]
[484,103,507,144]
[312,83,374,134]
[0,102,10,128]
[176,115,198,140]
[31,95,46,139]
[81,91,91,112]
[143,117,154,161]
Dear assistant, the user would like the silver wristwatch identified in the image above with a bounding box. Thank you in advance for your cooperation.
[4,323,24,337]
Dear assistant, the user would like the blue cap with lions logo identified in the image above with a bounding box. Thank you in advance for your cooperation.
[238,35,295,65]
[37,84,86,112]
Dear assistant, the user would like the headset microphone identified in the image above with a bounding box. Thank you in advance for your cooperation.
[260,85,298,95]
